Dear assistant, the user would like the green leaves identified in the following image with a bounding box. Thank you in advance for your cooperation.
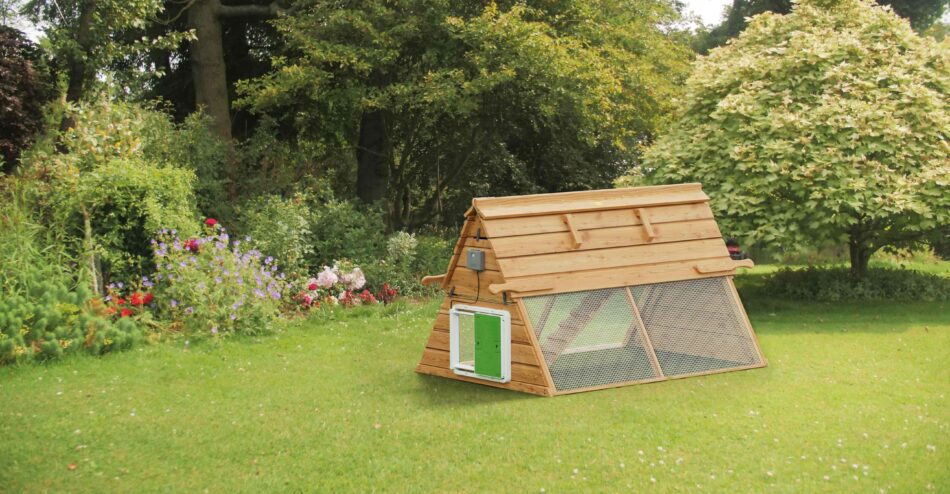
[633,0,950,270]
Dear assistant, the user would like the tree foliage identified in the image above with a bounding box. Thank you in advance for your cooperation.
[633,0,950,276]
[694,0,949,53]
[238,0,691,229]
[0,25,53,173]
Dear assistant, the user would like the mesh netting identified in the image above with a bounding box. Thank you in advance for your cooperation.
[631,278,761,376]
[523,277,762,392]
[522,288,660,391]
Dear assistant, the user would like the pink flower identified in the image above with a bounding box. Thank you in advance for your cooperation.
[205,218,218,227]
[316,267,338,288]
[302,294,313,305]
[307,278,319,291]
[340,267,366,290]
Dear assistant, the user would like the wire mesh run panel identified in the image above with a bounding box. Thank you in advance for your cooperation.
[523,277,762,393]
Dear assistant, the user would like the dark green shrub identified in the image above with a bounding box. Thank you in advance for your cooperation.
[308,199,386,266]
[763,267,950,302]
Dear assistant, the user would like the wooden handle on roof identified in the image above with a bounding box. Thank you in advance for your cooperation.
[421,274,446,286]
[562,213,583,249]
[636,208,657,241]
[694,259,754,274]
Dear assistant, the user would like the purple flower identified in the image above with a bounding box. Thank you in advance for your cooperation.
[179,261,187,268]
[269,291,281,300]
[254,289,265,299]
[230,314,237,321]
[143,280,153,288]
[211,326,218,335]
[117,282,124,289]
[104,295,112,302]
[185,306,194,314]
[265,256,274,265]
[170,299,179,308]
[214,277,222,284]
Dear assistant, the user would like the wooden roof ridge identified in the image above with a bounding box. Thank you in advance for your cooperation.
[471,183,709,220]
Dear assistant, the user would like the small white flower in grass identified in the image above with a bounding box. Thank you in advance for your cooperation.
[901,442,908,449]
[540,489,545,493]
[572,468,579,475]
[852,464,859,469]
[657,446,665,452]
[926,444,936,452]
[676,458,684,465]
[709,474,716,480]
[638,450,644,455]
[824,476,830,481]
[619,463,625,468]
[767,471,774,477]
[650,477,656,484]
[74,429,81,435]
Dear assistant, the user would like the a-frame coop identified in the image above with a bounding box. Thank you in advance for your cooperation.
[417,183,766,396]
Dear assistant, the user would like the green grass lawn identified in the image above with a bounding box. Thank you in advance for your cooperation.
[1,268,948,493]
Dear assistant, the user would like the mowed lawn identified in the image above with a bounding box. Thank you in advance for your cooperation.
[1,269,947,493]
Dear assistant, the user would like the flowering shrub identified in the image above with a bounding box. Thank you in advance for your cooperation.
[295,260,396,309]
[102,279,157,321]
[151,220,287,336]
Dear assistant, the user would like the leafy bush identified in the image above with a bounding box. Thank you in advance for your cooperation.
[308,199,386,266]
[763,267,950,302]
[238,193,314,277]
[22,100,203,283]
[362,233,453,297]
[151,221,288,337]
[0,270,144,365]
[292,260,388,309]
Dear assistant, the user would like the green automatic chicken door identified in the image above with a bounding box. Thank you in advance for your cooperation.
[449,305,511,382]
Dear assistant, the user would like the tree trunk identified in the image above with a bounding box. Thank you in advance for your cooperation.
[187,0,232,141]
[58,0,97,135]
[848,234,872,278]
[356,109,391,204]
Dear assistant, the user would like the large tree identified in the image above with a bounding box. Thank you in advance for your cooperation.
[694,0,949,53]
[635,0,950,277]
[239,0,690,229]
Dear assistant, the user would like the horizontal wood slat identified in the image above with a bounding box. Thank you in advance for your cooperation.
[415,364,551,396]
[419,347,548,386]
[473,184,707,219]
[497,238,728,279]
[491,257,736,297]
[481,203,714,238]
[490,219,723,259]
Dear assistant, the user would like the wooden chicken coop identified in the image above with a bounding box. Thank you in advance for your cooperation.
[417,183,766,396]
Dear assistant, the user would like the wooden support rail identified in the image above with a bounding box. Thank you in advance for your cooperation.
[562,213,583,249]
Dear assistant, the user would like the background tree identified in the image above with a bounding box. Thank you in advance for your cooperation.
[0,25,54,173]
[634,0,950,277]
[238,0,690,229]
[694,0,949,53]
[22,0,191,130]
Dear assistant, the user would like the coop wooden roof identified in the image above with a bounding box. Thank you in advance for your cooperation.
[438,183,752,298]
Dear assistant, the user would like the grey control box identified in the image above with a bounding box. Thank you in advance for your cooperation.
[466,249,485,271]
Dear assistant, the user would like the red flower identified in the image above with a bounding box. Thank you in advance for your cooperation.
[120,308,133,317]
[204,218,218,227]
[184,238,200,252]
[131,292,144,306]
[308,283,318,291]
[143,292,154,304]
[115,297,127,306]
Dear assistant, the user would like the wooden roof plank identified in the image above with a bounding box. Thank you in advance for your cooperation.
[489,218,723,259]
[496,238,729,279]
[473,184,708,219]
[481,202,714,238]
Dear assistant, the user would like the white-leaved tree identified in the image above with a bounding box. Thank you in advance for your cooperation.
[628,0,949,277]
